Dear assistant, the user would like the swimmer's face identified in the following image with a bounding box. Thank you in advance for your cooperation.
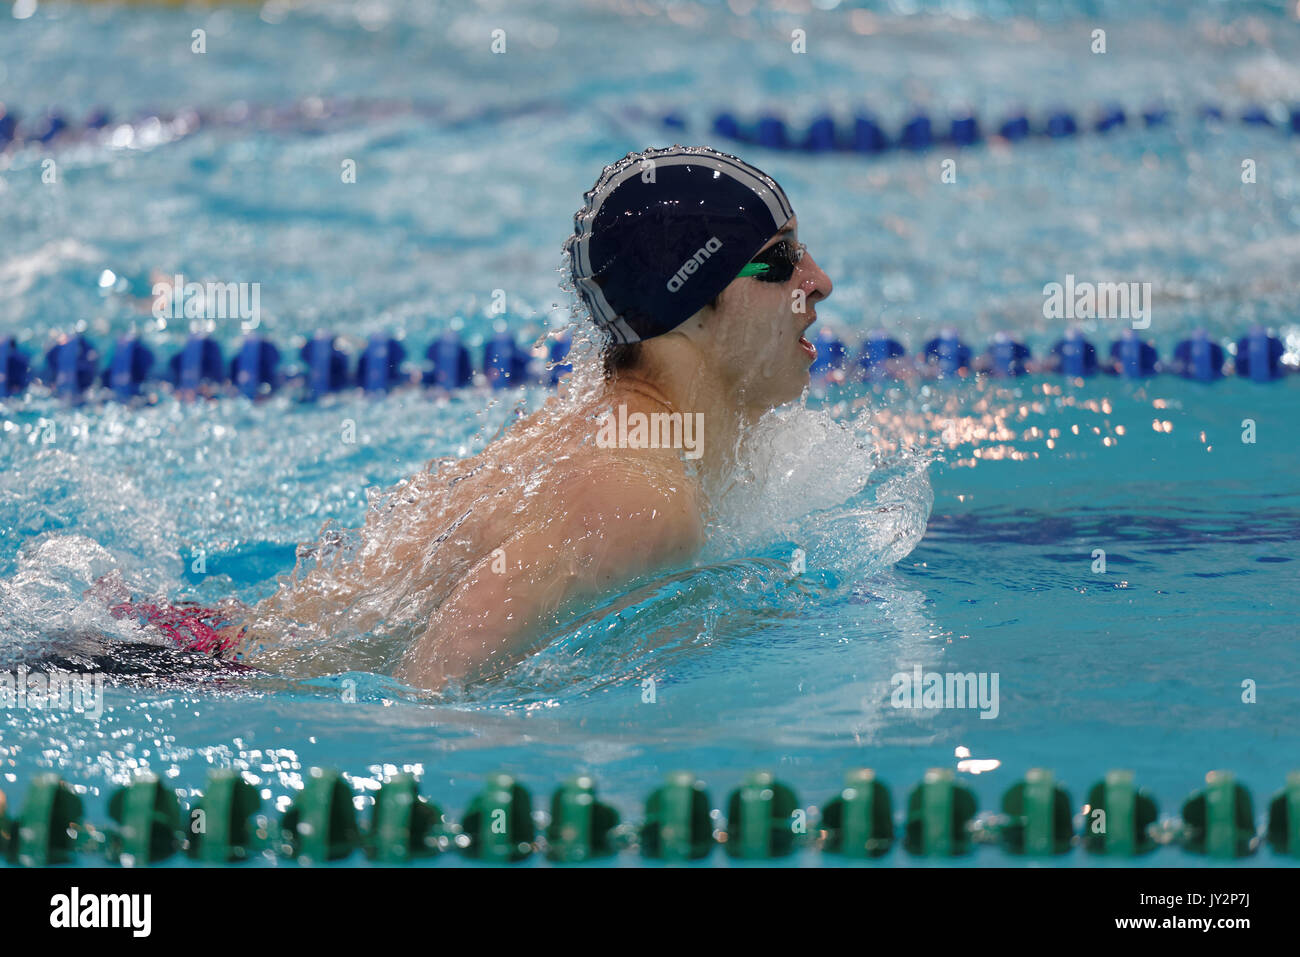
[698,216,833,411]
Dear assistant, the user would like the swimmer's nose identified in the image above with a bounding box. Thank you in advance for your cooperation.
[800,252,832,304]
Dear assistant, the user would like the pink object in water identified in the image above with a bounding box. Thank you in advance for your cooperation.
[107,598,244,657]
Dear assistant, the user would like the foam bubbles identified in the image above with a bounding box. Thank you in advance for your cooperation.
[704,402,933,581]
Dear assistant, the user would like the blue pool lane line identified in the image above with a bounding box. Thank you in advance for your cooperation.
[1,326,1290,403]
[0,97,571,153]
[694,101,1300,155]
[4,96,1300,158]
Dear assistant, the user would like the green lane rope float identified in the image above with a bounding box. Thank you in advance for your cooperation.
[2,766,1298,866]
[821,769,894,858]
[546,776,619,863]
[1266,770,1300,858]
[1082,769,1158,857]
[368,773,445,863]
[1181,770,1257,859]
[1000,768,1073,856]
[642,771,714,861]
[106,774,183,866]
[188,769,265,863]
[904,768,978,856]
[280,766,362,863]
[461,772,535,863]
[12,774,84,867]
[726,771,799,860]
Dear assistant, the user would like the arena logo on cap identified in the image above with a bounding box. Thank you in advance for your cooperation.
[666,237,723,293]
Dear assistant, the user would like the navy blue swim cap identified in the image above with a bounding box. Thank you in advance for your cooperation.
[567,145,794,344]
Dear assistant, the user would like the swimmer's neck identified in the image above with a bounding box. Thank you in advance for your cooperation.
[604,334,764,491]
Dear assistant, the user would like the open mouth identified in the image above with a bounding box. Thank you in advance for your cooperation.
[798,313,817,360]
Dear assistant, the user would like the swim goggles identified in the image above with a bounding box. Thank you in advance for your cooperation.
[736,240,807,283]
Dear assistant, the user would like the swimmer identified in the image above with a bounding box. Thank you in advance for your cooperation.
[97,146,832,692]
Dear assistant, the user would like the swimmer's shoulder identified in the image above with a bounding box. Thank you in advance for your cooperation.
[556,454,705,562]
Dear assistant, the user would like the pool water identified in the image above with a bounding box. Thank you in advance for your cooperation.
[1,1,1299,865]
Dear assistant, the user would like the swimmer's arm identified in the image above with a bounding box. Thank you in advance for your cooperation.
[395,475,703,692]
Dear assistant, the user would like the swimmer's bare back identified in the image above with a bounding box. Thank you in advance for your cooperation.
[243,390,706,692]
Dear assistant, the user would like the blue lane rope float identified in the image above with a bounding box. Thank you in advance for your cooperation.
[1172,329,1226,382]
[0,97,572,155]
[0,336,32,396]
[986,331,1032,377]
[1110,329,1160,379]
[357,334,407,393]
[2,766,1300,865]
[0,325,1292,405]
[548,333,572,386]
[680,99,1300,156]
[924,330,973,376]
[4,93,1300,163]
[169,334,225,391]
[104,336,155,399]
[900,112,933,151]
[950,113,979,147]
[1236,325,1285,382]
[1095,103,1126,133]
[301,333,351,399]
[43,334,99,398]
[809,327,847,377]
[805,113,836,152]
[483,327,530,390]
[859,330,907,378]
[998,114,1031,141]
[424,329,474,389]
[1052,328,1100,377]
[231,336,282,398]
[1046,109,1079,138]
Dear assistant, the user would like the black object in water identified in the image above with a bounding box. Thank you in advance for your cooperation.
[25,630,259,684]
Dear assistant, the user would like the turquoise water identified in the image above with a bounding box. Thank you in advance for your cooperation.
[1,1,1299,865]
